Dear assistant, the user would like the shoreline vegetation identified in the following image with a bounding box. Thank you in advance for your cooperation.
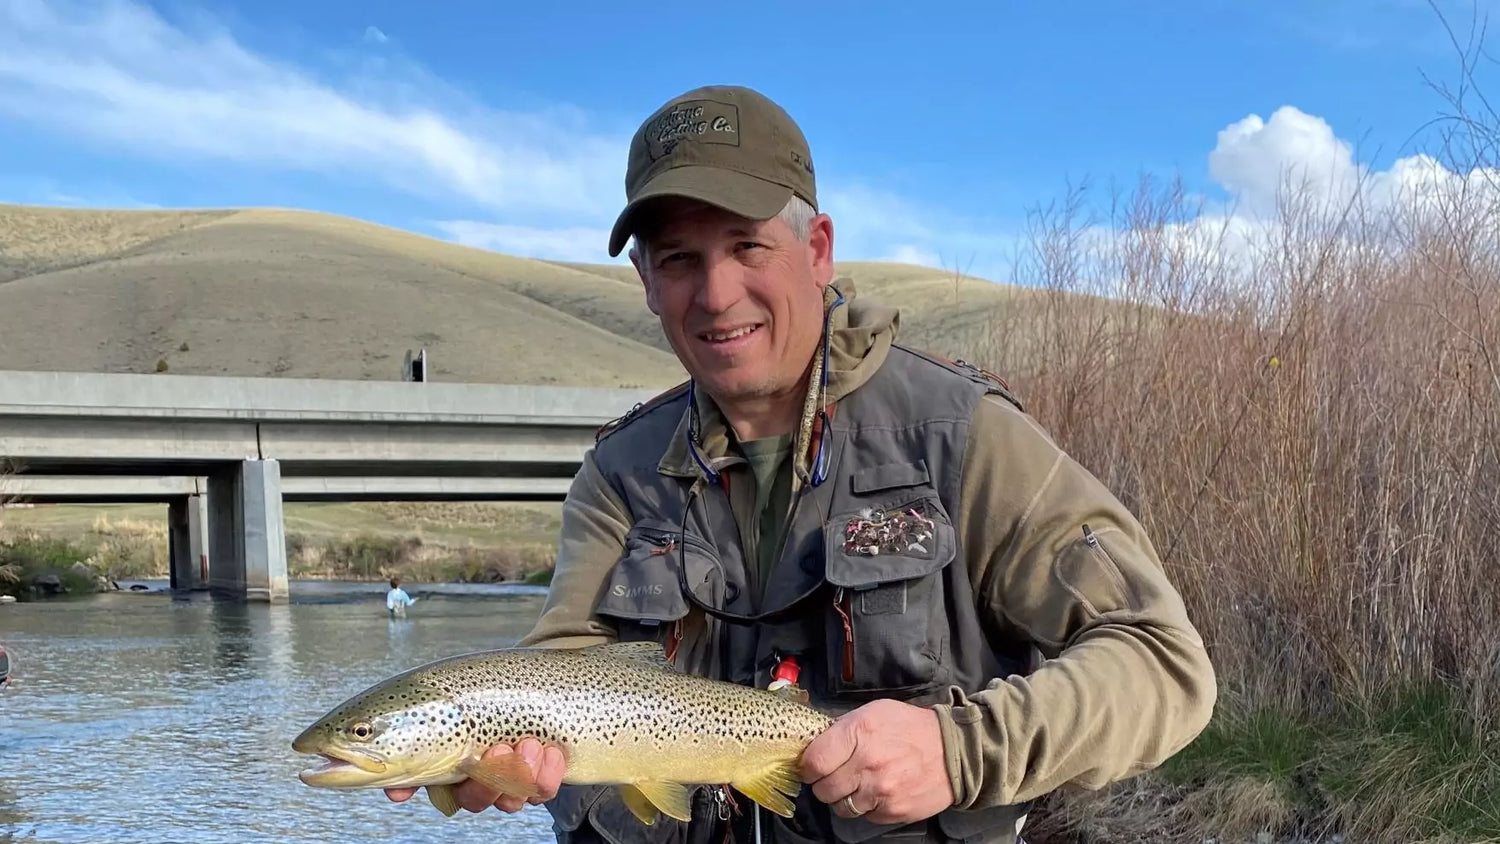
[0,501,560,600]
[986,101,1500,841]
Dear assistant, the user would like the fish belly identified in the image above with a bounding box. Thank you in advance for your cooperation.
[562,730,802,787]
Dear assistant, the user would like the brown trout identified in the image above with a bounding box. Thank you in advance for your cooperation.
[291,641,834,824]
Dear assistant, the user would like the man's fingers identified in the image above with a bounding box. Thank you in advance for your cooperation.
[800,714,861,782]
[494,794,528,813]
[457,779,502,813]
[382,741,561,815]
[530,746,567,804]
[517,737,543,765]
[809,763,863,806]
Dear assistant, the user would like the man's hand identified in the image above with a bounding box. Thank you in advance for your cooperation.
[799,699,956,826]
[384,738,566,814]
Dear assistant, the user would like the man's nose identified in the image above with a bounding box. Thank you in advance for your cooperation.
[695,255,747,314]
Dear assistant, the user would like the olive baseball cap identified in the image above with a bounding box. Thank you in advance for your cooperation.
[607,84,818,257]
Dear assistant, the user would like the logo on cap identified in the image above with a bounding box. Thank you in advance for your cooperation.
[643,99,741,162]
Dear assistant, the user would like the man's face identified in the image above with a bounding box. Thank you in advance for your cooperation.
[631,198,835,412]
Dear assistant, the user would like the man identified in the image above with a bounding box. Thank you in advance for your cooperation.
[386,577,415,618]
[386,84,1216,842]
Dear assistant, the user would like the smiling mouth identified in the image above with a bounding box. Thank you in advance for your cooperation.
[698,324,760,343]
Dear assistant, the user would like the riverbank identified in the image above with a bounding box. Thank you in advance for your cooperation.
[0,500,560,600]
[1023,682,1497,843]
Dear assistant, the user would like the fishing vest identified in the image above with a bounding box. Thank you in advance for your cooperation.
[545,345,1037,844]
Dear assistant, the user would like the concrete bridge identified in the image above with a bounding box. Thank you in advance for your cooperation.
[0,369,665,602]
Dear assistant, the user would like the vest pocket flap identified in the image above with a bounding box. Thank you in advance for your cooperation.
[593,521,719,624]
[545,783,608,832]
[824,501,955,589]
[826,814,920,841]
[850,459,930,494]
[936,802,1030,841]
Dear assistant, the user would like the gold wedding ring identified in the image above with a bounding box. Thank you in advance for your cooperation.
[842,795,864,817]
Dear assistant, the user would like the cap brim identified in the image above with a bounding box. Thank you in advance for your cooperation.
[608,166,794,257]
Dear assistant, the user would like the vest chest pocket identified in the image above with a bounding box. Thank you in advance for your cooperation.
[823,462,957,699]
[593,520,725,671]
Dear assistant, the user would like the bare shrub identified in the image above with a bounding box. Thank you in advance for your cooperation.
[943,58,1500,836]
[962,155,1500,723]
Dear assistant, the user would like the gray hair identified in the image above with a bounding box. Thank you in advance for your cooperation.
[631,194,817,265]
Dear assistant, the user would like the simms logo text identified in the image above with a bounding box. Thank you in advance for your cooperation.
[612,584,664,598]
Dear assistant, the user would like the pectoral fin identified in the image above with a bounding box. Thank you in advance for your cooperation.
[426,784,461,817]
[457,752,539,799]
[731,757,802,818]
[624,780,692,823]
[618,784,659,825]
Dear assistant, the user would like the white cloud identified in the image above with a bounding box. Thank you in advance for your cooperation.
[0,0,623,221]
[1204,104,1500,226]
[0,0,1026,272]
[432,221,617,264]
[1035,103,1500,307]
[1207,106,1365,217]
[819,185,1018,282]
[3,0,1494,287]
[882,244,945,268]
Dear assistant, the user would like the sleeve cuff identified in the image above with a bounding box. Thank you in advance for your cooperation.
[931,695,984,810]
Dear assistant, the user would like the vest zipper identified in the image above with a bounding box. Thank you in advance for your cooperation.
[665,618,684,664]
[833,587,855,683]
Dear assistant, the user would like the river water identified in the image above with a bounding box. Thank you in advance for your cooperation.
[0,580,565,843]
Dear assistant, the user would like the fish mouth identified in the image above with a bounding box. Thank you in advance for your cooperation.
[296,745,390,787]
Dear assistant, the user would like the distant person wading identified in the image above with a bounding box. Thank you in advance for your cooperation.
[386,578,415,618]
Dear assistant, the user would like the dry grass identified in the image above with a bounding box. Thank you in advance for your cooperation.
[0,461,18,584]
[0,501,564,585]
[286,531,555,584]
[942,89,1500,840]
[0,205,690,387]
[0,202,1028,388]
[0,204,233,282]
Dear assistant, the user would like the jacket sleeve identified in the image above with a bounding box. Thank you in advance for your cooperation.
[931,392,1217,809]
[516,448,631,650]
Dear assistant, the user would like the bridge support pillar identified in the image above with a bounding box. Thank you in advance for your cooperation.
[207,459,288,603]
[167,494,209,591]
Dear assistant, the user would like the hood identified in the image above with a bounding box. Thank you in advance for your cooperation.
[822,277,900,403]
[659,277,899,480]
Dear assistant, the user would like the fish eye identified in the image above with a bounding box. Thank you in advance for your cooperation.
[348,721,374,741]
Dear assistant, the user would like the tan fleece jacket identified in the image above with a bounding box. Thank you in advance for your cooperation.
[519,279,1217,811]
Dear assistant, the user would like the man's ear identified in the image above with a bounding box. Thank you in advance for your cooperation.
[806,213,836,288]
[629,243,660,315]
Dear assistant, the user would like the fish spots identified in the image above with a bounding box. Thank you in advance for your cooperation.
[296,642,833,793]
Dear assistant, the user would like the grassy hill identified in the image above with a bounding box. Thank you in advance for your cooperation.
[0,200,1028,586]
[0,202,1025,387]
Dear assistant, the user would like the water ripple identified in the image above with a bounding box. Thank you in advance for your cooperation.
[0,584,560,843]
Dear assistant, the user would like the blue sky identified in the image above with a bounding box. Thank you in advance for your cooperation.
[0,0,1494,282]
